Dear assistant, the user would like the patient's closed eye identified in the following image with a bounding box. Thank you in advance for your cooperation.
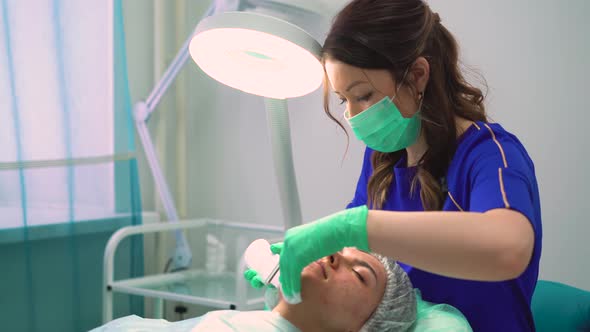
[354,269,366,284]
[353,259,378,287]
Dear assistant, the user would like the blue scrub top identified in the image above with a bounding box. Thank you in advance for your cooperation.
[347,121,542,332]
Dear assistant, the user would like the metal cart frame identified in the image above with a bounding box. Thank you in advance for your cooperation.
[102,218,283,323]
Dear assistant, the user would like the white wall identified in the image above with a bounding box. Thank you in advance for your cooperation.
[126,0,590,293]
[429,0,590,290]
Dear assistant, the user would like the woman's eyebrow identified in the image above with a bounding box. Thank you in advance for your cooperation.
[353,258,378,285]
[334,80,369,94]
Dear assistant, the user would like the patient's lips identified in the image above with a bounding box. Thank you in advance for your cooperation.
[315,261,327,279]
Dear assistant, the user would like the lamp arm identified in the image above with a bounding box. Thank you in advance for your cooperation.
[135,103,192,269]
[133,1,218,270]
[136,2,218,122]
[134,111,179,222]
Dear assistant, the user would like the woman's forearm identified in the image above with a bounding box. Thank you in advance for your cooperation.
[366,208,535,281]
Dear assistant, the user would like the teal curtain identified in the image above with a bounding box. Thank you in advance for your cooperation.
[0,0,143,331]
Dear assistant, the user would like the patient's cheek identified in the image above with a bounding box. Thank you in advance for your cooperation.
[312,291,328,306]
[326,282,357,306]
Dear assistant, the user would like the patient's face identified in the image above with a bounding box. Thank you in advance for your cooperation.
[300,248,387,331]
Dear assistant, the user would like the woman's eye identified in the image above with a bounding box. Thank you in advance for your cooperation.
[339,92,372,105]
[357,92,373,102]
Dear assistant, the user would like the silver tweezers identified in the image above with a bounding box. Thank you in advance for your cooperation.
[265,263,280,285]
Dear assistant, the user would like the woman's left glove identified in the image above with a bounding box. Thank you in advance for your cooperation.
[243,269,279,310]
[243,269,269,289]
[271,205,370,304]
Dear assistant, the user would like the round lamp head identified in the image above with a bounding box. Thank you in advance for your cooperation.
[189,11,323,99]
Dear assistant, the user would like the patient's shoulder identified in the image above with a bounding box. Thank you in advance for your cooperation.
[412,289,473,332]
[192,310,299,332]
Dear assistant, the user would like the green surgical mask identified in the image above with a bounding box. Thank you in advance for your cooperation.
[345,91,421,153]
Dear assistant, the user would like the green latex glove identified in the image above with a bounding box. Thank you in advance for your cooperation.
[243,269,277,311]
[243,269,266,289]
[272,205,370,304]
[244,269,277,289]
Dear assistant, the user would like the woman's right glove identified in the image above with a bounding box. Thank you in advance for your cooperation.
[271,205,370,304]
[242,205,370,304]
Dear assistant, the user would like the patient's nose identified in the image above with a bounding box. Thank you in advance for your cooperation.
[327,252,341,269]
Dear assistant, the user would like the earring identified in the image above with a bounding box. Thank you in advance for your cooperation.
[417,91,424,101]
[417,91,425,111]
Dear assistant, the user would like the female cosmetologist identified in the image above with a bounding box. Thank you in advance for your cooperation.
[251,1,542,331]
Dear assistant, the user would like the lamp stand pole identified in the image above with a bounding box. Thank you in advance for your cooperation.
[264,98,302,229]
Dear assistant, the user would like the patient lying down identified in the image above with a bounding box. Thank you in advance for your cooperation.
[92,248,471,332]
[196,248,416,332]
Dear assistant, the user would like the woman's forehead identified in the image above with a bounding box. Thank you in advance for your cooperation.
[325,60,365,83]
[325,60,394,93]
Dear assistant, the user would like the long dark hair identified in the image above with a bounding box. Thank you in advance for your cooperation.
[322,0,487,210]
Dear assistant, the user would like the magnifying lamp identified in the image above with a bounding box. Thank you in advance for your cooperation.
[134,6,323,271]
[189,11,323,99]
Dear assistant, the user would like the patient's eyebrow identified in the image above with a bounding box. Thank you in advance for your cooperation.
[354,258,378,285]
